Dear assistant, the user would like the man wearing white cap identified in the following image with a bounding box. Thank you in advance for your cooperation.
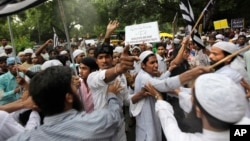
[144,73,249,141]
[4,45,15,57]
[130,50,211,141]
[22,48,34,69]
[209,41,250,82]
[71,49,85,75]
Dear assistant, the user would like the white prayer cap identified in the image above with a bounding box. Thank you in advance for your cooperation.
[24,48,33,54]
[215,34,224,40]
[130,46,141,53]
[60,50,67,55]
[73,49,84,59]
[0,53,7,57]
[113,46,124,53]
[173,38,180,44]
[195,73,246,123]
[146,43,153,48]
[139,50,154,63]
[41,59,63,70]
[18,51,25,56]
[212,41,238,54]
[4,45,13,49]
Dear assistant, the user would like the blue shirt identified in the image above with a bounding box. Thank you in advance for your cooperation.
[0,71,19,105]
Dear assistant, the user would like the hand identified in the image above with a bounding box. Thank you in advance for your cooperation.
[16,64,28,73]
[14,87,21,93]
[168,63,177,72]
[23,96,39,111]
[106,20,119,35]
[144,83,163,100]
[240,79,250,98]
[45,39,53,45]
[107,80,123,95]
[116,45,140,73]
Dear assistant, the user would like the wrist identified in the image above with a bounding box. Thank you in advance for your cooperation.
[154,93,162,100]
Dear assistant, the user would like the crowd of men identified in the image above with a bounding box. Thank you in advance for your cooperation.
[0,20,250,141]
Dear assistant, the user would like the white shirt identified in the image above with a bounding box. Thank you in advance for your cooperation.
[156,53,167,73]
[87,70,130,110]
[155,100,230,141]
[0,110,24,140]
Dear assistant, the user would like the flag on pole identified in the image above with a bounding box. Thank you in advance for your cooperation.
[53,27,59,48]
[179,0,204,49]
[0,0,48,17]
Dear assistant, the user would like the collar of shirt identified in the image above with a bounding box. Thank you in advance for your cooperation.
[44,109,80,126]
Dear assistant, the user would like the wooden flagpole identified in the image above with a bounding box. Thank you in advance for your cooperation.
[57,0,84,102]
[209,45,250,69]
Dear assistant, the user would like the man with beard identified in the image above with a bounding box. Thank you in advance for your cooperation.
[177,41,250,120]
[145,73,249,141]
[0,57,22,105]
[8,66,123,141]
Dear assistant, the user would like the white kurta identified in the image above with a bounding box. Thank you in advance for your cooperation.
[155,100,230,141]
[0,110,24,140]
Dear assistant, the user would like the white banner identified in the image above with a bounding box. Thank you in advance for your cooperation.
[125,21,160,45]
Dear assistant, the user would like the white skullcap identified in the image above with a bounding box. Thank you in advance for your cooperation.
[24,48,33,54]
[113,46,124,53]
[60,50,67,55]
[4,45,13,49]
[216,34,224,39]
[73,49,84,59]
[146,43,153,48]
[18,51,25,56]
[139,50,154,63]
[173,38,180,44]
[195,73,246,123]
[41,59,63,70]
[131,46,141,53]
[201,36,207,40]
[0,53,7,57]
[212,41,238,54]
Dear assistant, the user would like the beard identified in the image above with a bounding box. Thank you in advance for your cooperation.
[72,92,84,112]
[182,104,203,133]
[210,60,226,71]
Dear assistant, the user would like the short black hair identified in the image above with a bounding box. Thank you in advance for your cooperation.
[94,43,113,58]
[29,66,73,116]
[0,56,7,62]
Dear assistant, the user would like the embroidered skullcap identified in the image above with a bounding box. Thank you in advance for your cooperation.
[195,73,246,123]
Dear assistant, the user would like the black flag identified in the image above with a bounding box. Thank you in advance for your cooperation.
[179,0,204,49]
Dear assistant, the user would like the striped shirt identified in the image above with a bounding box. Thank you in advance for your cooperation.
[8,94,122,141]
